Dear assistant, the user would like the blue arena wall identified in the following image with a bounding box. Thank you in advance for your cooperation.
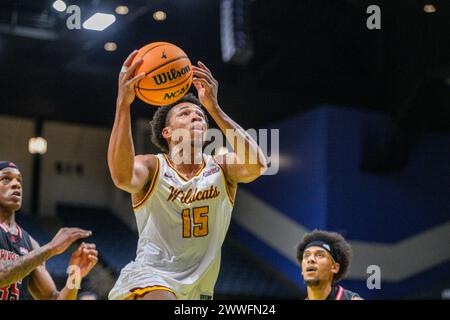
[233,105,450,299]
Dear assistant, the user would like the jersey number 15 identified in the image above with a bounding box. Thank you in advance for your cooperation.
[182,206,209,238]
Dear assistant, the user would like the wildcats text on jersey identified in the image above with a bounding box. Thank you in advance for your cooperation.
[167,185,220,204]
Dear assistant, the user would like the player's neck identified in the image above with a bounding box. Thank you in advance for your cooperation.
[307,281,333,300]
[0,208,16,228]
[168,147,204,173]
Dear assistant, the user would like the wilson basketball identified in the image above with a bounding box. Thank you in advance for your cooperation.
[131,42,193,106]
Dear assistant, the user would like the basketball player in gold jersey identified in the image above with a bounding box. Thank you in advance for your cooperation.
[107,50,267,300]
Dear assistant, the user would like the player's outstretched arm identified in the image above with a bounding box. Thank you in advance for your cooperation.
[192,61,268,184]
[0,228,91,288]
[108,50,156,194]
[0,243,53,288]
[28,240,98,300]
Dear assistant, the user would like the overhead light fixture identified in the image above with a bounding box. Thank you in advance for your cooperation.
[104,42,117,52]
[52,0,67,12]
[28,137,48,155]
[115,5,129,15]
[220,0,253,64]
[83,13,116,31]
[423,4,436,13]
[153,10,167,21]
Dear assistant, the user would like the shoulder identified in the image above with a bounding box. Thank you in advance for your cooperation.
[134,154,160,181]
[135,154,158,169]
[0,224,6,236]
[131,155,161,200]
[0,225,7,246]
[28,235,40,250]
[212,153,238,183]
[28,236,47,270]
[342,288,363,300]
[212,152,237,174]
[213,153,237,166]
[17,226,34,247]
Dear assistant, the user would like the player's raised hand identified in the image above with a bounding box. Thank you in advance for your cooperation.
[47,227,92,257]
[117,50,146,106]
[69,242,98,278]
[192,61,219,111]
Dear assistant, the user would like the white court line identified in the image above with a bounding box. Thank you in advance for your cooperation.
[233,189,450,282]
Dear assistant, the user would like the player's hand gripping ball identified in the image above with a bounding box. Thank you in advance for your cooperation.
[130,42,193,106]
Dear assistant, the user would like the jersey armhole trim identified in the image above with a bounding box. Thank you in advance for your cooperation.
[336,286,344,300]
[132,157,160,211]
[16,225,22,238]
[211,156,235,206]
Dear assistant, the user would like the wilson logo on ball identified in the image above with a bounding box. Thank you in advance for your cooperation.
[152,65,191,85]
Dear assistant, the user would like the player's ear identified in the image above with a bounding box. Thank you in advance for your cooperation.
[331,262,340,275]
[162,127,171,140]
[299,260,305,276]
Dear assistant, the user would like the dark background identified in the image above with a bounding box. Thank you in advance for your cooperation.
[1,0,449,300]
[1,0,449,133]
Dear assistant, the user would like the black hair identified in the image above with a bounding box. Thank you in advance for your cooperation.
[296,230,352,283]
[149,93,209,153]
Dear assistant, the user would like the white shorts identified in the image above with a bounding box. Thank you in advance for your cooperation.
[108,258,220,300]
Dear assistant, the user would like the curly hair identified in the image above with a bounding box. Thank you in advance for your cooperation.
[149,93,209,153]
[296,230,352,283]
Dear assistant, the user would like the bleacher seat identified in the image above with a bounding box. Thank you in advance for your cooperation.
[215,224,301,299]
[56,203,138,274]
[15,214,71,278]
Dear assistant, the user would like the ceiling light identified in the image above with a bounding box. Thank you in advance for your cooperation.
[115,6,129,15]
[83,13,116,31]
[423,4,436,13]
[153,11,167,21]
[104,42,117,52]
[52,0,67,12]
[29,137,48,155]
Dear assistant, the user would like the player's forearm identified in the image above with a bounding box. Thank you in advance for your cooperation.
[208,104,267,172]
[108,100,136,187]
[56,285,78,300]
[0,244,53,288]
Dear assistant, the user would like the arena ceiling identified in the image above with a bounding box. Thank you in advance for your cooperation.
[0,0,449,133]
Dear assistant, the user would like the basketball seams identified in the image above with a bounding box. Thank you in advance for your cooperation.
[143,56,189,77]
[135,79,191,106]
[140,43,168,59]
[131,43,167,78]
[135,86,163,105]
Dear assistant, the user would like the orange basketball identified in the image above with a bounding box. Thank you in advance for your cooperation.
[131,42,193,106]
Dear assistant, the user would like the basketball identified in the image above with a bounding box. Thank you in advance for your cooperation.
[131,42,193,106]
